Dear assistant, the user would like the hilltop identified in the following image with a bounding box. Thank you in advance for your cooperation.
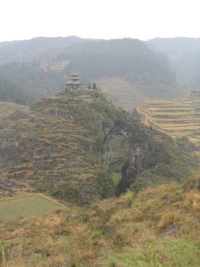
[0,37,185,108]
[0,87,198,205]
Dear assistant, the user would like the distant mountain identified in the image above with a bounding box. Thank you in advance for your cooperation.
[0,37,185,109]
[147,37,200,91]
[57,39,185,107]
[0,36,83,64]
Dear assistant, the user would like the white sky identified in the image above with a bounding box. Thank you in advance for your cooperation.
[0,0,199,42]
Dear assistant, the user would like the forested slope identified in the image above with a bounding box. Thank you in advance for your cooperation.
[0,37,185,108]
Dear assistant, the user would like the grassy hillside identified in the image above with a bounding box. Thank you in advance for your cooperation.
[0,101,29,120]
[0,88,198,205]
[0,174,200,266]
[0,89,117,205]
[0,87,199,266]
[138,91,200,159]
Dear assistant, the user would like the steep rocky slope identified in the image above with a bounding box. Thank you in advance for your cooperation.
[0,88,198,204]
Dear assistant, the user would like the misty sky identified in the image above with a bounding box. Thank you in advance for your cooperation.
[1,0,199,42]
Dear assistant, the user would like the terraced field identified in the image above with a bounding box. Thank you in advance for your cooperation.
[0,194,62,221]
[138,91,200,157]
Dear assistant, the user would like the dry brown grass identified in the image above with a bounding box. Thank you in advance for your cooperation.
[43,214,65,228]
[1,174,200,266]
[184,191,200,214]
[157,212,180,230]
[183,173,200,190]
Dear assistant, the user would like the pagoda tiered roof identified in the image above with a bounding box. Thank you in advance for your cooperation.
[65,73,84,89]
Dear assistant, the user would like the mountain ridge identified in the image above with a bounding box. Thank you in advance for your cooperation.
[0,37,185,108]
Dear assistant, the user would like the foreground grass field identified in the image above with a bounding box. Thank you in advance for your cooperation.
[0,195,61,221]
[0,174,200,266]
[138,92,200,156]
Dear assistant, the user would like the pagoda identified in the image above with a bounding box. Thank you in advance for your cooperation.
[65,73,84,90]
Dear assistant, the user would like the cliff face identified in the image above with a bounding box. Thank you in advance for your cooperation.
[102,118,199,194]
[0,89,198,204]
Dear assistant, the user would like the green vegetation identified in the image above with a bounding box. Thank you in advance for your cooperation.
[108,239,200,267]
[0,194,61,221]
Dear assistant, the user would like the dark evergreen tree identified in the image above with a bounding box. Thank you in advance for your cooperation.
[92,82,97,89]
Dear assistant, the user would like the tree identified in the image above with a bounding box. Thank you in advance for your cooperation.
[92,82,97,90]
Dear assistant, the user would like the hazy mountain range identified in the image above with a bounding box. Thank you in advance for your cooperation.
[1,36,199,108]
[147,37,200,91]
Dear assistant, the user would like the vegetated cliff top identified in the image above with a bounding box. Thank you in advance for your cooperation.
[0,87,199,205]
